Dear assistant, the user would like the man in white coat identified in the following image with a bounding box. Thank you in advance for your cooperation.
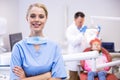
[66,11,89,80]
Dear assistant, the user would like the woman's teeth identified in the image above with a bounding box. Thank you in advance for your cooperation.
[33,23,41,27]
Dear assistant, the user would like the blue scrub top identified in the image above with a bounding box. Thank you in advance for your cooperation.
[10,38,67,80]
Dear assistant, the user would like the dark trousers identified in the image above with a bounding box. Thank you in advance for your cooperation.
[69,71,80,80]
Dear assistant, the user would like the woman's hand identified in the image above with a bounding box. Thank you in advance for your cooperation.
[13,66,26,79]
[13,66,54,80]
[21,72,51,80]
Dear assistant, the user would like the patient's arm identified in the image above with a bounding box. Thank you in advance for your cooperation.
[13,66,51,80]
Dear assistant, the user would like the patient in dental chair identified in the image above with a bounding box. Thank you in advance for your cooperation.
[80,38,118,80]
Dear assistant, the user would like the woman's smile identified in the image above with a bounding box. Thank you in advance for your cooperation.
[32,22,41,28]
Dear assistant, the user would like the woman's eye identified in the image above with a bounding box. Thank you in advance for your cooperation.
[30,14,36,18]
[39,15,44,18]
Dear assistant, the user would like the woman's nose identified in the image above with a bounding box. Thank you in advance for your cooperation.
[34,16,40,21]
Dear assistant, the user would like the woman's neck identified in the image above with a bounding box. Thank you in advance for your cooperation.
[29,31,44,37]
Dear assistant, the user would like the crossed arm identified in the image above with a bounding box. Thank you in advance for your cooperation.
[13,66,61,80]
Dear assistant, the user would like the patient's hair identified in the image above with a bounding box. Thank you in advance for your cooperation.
[90,38,101,46]
[74,11,85,19]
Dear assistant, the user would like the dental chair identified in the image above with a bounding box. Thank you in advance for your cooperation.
[80,47,118,80]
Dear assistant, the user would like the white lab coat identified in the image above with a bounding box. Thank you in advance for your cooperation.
[65,22,89,71]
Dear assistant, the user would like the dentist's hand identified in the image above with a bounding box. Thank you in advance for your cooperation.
[97,25,101,33]
[80,26,87,33]
[96,25,101,37]
[13,66,26,79]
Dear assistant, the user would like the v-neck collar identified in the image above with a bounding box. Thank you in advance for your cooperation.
[32,44,42,53]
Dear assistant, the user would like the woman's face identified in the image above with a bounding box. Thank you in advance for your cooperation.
[27,6,47,33]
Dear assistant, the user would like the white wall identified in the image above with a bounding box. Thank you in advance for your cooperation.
[1,0,120,51]
[0,0,19,33]
[0,0,19,51]
[19,0,120,51]
[66,0,120,51]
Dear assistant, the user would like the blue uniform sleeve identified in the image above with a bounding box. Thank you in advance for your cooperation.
[10,43,22,80]
[51,45,67,79]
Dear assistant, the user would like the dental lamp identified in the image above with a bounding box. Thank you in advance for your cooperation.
[90,16,120,21]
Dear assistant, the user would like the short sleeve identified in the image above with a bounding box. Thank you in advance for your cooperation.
[51,45,67,79]
[10,43,22,80]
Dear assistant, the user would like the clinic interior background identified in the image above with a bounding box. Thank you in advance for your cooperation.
[0,0,120,52]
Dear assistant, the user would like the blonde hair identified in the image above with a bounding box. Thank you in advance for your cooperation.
[26,3,48,18]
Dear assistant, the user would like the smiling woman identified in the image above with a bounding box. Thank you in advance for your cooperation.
[26,3,48,37]
[10,3,67,80]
